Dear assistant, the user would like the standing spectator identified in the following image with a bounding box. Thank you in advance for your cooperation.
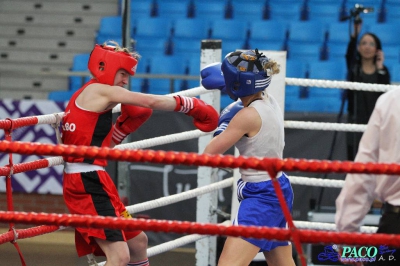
[346,20,390,160]
[336,88,400,265]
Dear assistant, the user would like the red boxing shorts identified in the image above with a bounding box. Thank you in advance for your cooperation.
[63,168,141,257]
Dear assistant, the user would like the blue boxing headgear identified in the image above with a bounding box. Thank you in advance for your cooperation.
[221,49,272,101]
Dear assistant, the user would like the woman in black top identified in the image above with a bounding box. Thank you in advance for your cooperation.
[346,22,390,161]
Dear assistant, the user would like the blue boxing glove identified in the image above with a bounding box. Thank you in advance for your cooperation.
[201,62,226,92]
[213,100,244,137]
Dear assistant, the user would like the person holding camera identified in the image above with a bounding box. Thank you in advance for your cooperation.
[345,19,391,161]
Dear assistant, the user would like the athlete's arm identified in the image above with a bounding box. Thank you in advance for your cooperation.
[204,107,261,155]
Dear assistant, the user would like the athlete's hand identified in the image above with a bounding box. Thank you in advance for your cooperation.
[173,95,218,132]
[112,104,152,144]
[200,62,226,92]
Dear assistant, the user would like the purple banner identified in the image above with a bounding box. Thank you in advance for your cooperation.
[0,99,67,194]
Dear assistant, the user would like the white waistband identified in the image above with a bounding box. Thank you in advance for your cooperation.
[64,162,105,174]
[241,171,283,182]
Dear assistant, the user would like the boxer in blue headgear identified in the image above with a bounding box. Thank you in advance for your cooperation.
[203,50,295,266]
[221,49,275,100]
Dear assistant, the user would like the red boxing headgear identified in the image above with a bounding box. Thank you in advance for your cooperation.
[88,44,138,85]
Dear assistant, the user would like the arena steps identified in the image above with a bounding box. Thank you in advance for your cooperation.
[0,0,119,100]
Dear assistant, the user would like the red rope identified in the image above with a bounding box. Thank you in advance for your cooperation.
[0,225,60,244]
[0,116,39,130]
[3,120,26,266]
[1,141,399,176]
[1,211,400,248]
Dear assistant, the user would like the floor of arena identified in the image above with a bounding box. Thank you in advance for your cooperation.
[0,227,195,266]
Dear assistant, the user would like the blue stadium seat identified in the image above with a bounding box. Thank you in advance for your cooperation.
[172,18,210,40]
[369,24,400,46]
[192,2,226,20]
[210,19,250,41]
[96,16,123,44]
[69,53,91,92]
[285,59,307,97]
[133,17,173,38]
[287,43,322,61]
[171,38,201,58]
[307,60,347,97]
[269,2,302,21]
[157,1,189,19]
[385,3,400,23]
[130,0,152,19]
[327,22,350,45]
[287,21,326,45]
[383,45,400,64]
[326,42,347,61]
[48,90,74,102]
[222,40,246,57]
[231,2,266,21]
[307,3,342,23]
[134,36,170,57]
[248,40,284,52]
[389,64,400,82]
[248,20,289,44]
[146,55,188,94]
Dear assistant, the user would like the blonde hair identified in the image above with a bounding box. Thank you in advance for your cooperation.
[263,59,280,76]
[102,40,141,60]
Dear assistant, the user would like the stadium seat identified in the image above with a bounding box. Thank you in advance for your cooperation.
[69,53,91,92]
[269,2,302,22]
[248,40,284,52]
[389,64,400,82]
[248,20,289,44]
[133,17,173,38]
[285,59,307,97]
[287,43,322,61]
[326,42,347,61]
[222,40,247,57]
[231,2,266,21]
[171,38,201,58]
[383,45,400,64]
[134,36,170,57]
[307,60,347,97]
[145,55,188,94]
[96,16,123,44]
[157,1,190,19]
[210,19,250,41]
[368,24,400,46]
[172,18,210,40]
[48,90,74,102]
[327,22,351,45]
[287,21,326,45]
[192,2,227,20]
[307,3,342,24]
[130,1,153,19]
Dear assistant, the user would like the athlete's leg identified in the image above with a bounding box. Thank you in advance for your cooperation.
[95,238,130,266]
[263,245,295,266]
[127,232,149,265]
[218,236,260,266]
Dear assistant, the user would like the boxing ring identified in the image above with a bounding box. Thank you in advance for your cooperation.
[1,46,400,266]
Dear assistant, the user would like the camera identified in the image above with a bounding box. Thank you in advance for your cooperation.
[340,3,374,24]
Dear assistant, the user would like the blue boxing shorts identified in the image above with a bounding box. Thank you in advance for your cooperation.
[234,173,293,252]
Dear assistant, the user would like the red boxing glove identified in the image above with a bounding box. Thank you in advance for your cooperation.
[173,95,218,132]
[112,104,153,144]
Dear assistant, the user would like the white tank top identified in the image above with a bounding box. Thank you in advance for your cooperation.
[235,93,285,181]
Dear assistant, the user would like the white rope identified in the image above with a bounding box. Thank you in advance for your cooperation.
[116,130,210,150]
[294,221,377,234]
[284,121,367,132]
[289,176,344,188]
[147,220,231,257]
[127,178,234,214]
[285,78,399,92]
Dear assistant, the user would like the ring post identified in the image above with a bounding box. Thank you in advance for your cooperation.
[196,39,222,266]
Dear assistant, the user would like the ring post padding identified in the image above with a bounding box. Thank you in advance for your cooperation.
[196,39,222,266]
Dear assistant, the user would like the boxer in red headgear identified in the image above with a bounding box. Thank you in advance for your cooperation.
[61,41,219,266]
